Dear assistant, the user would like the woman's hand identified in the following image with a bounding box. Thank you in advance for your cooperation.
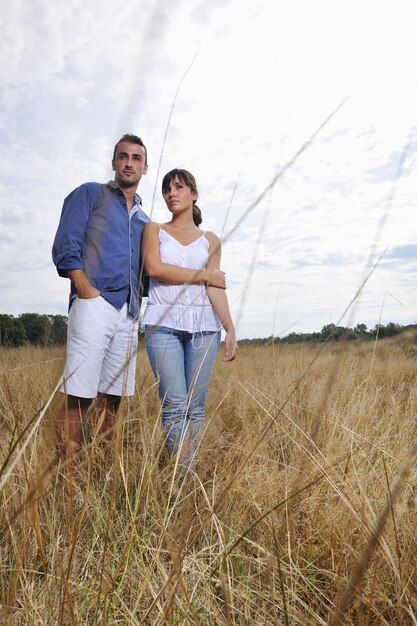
[206,269,226,289]
[223,331,238,362]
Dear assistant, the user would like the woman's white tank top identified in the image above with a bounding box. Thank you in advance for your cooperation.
[142,227,221,333]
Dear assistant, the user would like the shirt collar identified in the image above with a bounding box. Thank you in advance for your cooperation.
[106,180,142,206]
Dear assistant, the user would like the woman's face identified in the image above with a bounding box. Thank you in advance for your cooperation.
[163,176,197,215]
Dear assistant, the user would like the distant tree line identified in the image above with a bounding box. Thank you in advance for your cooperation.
[0,313,68,347]
[0,313,145,348]
[1,315,416,348]
[239,322,417,346]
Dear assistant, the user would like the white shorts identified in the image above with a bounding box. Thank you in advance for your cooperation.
[61,296,139,398]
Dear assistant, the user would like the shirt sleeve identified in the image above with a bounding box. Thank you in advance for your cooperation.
[51,183,94,277]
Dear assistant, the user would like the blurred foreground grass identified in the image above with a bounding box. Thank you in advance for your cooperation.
[0,334,416,625]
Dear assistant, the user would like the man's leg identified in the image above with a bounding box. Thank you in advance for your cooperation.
[56,394,93,453]
[90,393,121,444]
[86,393,122,484]
[98,304,139,399]
[91,305,138,458]
[56,394,121,455]
[56,394,93,508]
[57,296,116,455]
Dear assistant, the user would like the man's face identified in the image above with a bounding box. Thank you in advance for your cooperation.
[112,141,148,189]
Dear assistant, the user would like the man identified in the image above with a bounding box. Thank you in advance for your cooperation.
[52,133,225,454]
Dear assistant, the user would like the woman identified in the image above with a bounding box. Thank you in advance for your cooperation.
[142,168,238,469]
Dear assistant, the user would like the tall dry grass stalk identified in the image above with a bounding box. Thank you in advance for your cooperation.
[1,334,417,624]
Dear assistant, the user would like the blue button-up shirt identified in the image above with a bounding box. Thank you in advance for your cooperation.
[52,180,149,316]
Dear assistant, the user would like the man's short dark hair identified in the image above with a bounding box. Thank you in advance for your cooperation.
[112,134,147,165]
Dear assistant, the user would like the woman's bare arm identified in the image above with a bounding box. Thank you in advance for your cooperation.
[142,222,226,288]
[205,231,238,361]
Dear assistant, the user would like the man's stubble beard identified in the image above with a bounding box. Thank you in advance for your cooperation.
[116,175,139,190]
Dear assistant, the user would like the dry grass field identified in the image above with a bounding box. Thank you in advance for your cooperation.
[1,333,417,625]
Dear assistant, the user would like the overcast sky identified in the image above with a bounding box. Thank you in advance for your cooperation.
[1,0,416,339]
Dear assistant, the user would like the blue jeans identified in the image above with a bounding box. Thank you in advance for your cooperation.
[145,325,220,467]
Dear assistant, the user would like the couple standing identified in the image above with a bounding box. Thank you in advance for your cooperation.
[52,133,237,470]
